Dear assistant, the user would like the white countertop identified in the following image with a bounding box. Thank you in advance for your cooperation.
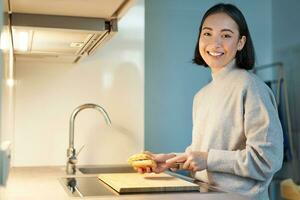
[0,166,249,200]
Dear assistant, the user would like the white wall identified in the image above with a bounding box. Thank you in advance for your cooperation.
[13,0,144,166]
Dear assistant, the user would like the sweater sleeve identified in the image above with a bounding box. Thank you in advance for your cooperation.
[207,79,283,181]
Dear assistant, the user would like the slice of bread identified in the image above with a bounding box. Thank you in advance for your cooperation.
[127,152,157,168]
[127,152,152,163]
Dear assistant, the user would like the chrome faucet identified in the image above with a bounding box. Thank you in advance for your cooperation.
[66,103,112,174]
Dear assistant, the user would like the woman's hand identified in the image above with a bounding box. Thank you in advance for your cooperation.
[166,151,208,172]
[135,151,176,174]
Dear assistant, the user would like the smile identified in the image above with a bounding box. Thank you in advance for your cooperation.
[207,51,224,57]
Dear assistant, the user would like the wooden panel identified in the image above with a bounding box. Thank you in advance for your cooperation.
[98,173,199,194]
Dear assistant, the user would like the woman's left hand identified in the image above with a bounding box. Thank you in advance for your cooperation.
[166,151,208,172]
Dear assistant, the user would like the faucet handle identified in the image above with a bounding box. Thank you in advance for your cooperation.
[75,144,85,158]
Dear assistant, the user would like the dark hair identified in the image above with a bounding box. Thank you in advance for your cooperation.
[193,3,255,70]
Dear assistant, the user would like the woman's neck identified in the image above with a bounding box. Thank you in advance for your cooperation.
[210,59,236,74]
[211,59,237,81]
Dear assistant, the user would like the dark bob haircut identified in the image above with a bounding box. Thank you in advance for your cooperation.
[193,3,255,70]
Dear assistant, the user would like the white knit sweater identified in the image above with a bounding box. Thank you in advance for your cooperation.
[190,60,283,199]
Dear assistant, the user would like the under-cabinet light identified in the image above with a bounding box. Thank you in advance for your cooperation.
[0,32,9,50]
[13,30,29,51]
[6,79,15,87]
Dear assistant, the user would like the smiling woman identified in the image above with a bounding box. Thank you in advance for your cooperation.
[193,4,254,71]
[143,3,283,200]
[198,13,246,73]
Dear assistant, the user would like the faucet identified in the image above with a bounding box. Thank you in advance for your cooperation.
[66,103,112,174]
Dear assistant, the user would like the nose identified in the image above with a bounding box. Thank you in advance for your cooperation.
[210,35,222,47]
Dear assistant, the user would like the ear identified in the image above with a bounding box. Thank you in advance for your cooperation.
[237,36,246,51]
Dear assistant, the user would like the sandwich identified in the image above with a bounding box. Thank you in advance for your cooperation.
[127,152,157,169]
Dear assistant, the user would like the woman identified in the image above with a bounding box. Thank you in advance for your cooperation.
[138,3,283,200]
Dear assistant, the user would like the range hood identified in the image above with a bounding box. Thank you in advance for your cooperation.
[10,13,117,63]
[4,0,135,63]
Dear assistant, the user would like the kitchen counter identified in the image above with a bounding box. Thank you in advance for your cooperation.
[0,166,249,200]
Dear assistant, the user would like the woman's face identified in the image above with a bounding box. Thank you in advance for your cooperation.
[199,12,246,73]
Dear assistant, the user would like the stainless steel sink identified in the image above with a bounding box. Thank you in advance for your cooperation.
[78,164,135,174]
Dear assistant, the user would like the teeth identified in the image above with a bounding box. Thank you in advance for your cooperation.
[208,51,223,56]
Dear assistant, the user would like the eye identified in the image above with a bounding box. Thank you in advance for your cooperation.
[222,34,232,38]
[202,32,211,36]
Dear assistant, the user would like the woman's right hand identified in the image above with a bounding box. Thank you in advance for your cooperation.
[135,151,176,174]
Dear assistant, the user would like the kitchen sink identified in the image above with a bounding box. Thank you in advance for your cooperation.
[78,164,135,174]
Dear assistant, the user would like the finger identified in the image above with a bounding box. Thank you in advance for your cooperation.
[152,164,157,170]
[189,161,197,171]
[137,168,144,174]
[183,158,191,170]
[154,154,167,162]
[191,162,201,171]
[146,167,152,173]
[152,168,160,173]
[152,166,166,174]
[166,154,187,164]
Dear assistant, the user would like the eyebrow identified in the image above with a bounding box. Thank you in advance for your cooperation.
[202,27,234,34]
[221,28,234,34]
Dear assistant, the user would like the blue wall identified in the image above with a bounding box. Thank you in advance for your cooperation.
[273,0,300,183]
[145,0,272,153]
